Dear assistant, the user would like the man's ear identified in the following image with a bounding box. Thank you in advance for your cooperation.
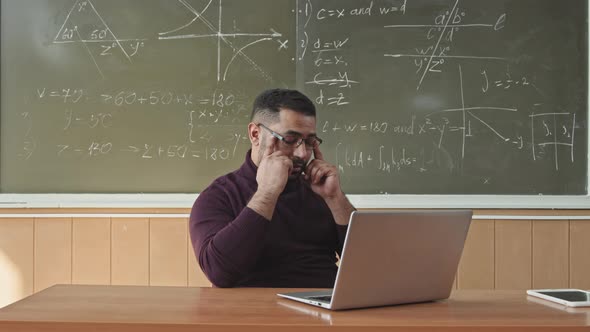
[248,122,261,146]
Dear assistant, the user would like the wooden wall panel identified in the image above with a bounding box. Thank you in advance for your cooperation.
[570,220,590,289]
[495,220,532,290]
[34,218,72,292]
[0,219,34,308]
[111,218,149,286]
[150,218,188,286]
[457,220,495,289]
[532,220,569,288]
[72,218,111,285]
[1,210,589,308]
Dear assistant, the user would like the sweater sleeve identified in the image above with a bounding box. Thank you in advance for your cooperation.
[189,183,270,287]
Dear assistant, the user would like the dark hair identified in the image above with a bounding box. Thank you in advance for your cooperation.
[250,88,316,122]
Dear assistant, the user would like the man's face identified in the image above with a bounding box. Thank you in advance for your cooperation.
[257,109,317,179]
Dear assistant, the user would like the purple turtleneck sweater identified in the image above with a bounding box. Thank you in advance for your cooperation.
[189,150,348,288]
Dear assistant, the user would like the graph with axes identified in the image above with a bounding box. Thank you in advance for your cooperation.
[53,0,288,81]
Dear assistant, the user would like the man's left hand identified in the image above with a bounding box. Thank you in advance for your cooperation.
[304,145,342,199]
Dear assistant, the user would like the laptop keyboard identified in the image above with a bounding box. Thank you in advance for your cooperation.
[307,295,332,303]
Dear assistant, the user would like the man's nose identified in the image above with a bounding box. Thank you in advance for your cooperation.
[293,142,307,159]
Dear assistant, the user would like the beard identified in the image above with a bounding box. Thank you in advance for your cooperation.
[289,158,306,179]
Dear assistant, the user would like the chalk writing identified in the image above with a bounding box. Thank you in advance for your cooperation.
[2,0,585,194]
[158,0,286,82]
[384,0,507,90]
[18,112,36,160]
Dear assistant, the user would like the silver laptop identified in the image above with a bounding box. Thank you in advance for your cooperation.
[277,209,472,310]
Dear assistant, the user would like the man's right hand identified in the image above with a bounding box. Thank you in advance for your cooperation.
[256,136,292,197]
[247,136,292,220]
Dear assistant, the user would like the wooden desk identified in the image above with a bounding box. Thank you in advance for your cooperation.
[0,285,588,331]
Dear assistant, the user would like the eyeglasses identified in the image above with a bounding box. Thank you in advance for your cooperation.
[257,123,323,149]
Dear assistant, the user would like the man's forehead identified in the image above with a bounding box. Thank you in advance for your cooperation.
[274,114,316,135]
[282,129,317,137]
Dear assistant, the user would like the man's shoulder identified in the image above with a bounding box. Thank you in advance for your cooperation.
[193,167,254,215]
[201,170,232,193]
[200,167,251,197]
[210,168,245,187]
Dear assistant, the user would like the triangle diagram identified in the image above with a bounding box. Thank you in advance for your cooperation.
[54,0,131,60]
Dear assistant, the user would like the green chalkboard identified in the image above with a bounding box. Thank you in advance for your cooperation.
[1,0,588,194]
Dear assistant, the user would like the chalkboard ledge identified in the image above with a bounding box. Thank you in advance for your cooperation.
[0,194,588,209]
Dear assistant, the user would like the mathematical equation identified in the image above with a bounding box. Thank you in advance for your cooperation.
[323,107,577,172]
[55,137,247,161]
[17,88,251,161]
[299,0,409,109]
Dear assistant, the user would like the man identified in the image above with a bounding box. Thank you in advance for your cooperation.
[190,88,355,288]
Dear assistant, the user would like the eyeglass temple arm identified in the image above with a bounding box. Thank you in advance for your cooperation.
[269,132,284,141]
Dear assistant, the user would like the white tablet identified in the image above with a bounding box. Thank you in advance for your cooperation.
[527,289,590,307]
